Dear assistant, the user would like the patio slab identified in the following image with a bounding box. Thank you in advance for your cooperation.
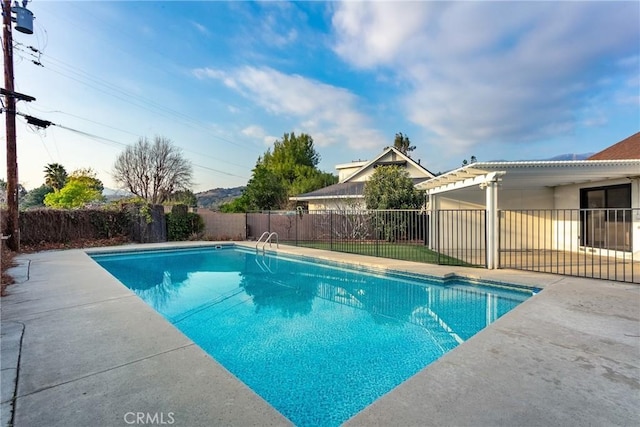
[1,242,639,426]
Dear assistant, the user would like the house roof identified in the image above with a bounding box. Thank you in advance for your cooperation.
[588,132,640,160]
[417,160,640,194]
[290,182,365,201]
[291,178,427,201]
[341,146,435,183]
[290,146,435,202]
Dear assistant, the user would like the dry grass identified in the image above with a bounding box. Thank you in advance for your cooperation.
[19,236,131,253]
[1,244,16,296]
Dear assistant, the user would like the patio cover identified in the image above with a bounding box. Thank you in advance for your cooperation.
[417,160,640,194]
[416,160,640,269]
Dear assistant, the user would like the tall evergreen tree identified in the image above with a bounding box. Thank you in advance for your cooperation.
[393,132,416,156]
[223,132,337,211]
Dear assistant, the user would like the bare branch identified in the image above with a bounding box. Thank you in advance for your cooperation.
[112,136,193,204]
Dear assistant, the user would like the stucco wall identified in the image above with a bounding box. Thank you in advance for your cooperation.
[433,178,639,256]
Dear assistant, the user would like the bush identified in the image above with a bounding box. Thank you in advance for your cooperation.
[20,208,129,244]
[166,205,204,241]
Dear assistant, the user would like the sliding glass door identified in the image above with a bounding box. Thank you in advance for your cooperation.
[580,184,631,251]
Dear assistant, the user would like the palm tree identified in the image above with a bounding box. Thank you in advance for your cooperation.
[44,163,68,191]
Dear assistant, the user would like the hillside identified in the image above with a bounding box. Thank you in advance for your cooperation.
[196,186,245,210]
[544,153,594,161]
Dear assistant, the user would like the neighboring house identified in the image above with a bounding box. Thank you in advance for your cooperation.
[417,132,640,268]
[587,131,640,160]
[290,146,435,210]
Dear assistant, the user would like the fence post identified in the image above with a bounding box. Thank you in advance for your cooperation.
[436,210,440,264]
[330,211,333,251]
[375,211,379,257]
[268,211,271,233]
[497,210,501,268]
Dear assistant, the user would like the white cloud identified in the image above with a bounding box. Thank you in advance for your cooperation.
[331,1,640,151]
[332,1,433,68]
[263,135,278,146]
[241,125,266,138]
[191,21,210,37]
[194,66,386,149]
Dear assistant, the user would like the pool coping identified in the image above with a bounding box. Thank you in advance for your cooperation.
[2,242,639,426]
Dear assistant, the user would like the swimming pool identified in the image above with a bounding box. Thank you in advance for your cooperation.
[92,246,534,426]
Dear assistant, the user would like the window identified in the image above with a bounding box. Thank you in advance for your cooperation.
[580,184,631,251]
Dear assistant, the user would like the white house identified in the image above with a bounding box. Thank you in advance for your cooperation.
[417,132,640,269]
[290,146,435,210]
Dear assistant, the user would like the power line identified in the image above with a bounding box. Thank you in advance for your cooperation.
[22,104,252,171]
[14,43,254,152]
[12,110,250,180]
[14,44,259,173]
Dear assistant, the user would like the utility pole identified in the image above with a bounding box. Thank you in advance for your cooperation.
[3,0,19,251]
[2,0,33,251]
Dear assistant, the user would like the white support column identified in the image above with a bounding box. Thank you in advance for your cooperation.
[485,180,499,269]
[428,194,437,250]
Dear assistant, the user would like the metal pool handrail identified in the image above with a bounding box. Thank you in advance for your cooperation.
[260,232,279,254]
[255,231,270,252]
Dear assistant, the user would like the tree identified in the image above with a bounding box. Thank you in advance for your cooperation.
[462,155,477,166]
[363,166,424,209]
[43,177,104,208]
[68,168,104,193]
[226,132,337,212]
[243,164,288,211]
[20,185,53,210]
[0,179,27,199]
[112,136,193,204]
[167,189,197,207]
[219,195,249,213]
[43,163,68,191]
[393,132,416,156]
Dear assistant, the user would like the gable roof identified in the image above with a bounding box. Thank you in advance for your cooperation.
[290,146,435,202]
[291,178,428,201]
[588,132,640,160]
[341,146,435,183]
[290,182,365,201]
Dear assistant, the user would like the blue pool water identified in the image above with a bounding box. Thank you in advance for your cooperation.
[92,247,534,426]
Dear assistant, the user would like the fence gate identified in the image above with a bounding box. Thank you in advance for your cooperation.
[433,209,486,267]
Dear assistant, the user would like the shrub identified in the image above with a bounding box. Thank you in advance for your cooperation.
[166,205,204,241]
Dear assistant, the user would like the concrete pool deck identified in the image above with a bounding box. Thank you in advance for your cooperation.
[1,242,638,426]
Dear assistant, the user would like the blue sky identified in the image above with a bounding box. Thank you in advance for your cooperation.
[4,0,639,192]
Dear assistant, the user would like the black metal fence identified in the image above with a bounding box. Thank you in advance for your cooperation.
[245,208,639,283]
[499,208,638,283]
[247,210,486,267]
[433,210,486,267]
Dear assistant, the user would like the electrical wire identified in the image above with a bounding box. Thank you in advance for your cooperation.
[14,44,261,174]
[14,43,253,152]
[6,3,257,184]
[12,110,250,180]
[13,47,256,172]
[22,104,252,171]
